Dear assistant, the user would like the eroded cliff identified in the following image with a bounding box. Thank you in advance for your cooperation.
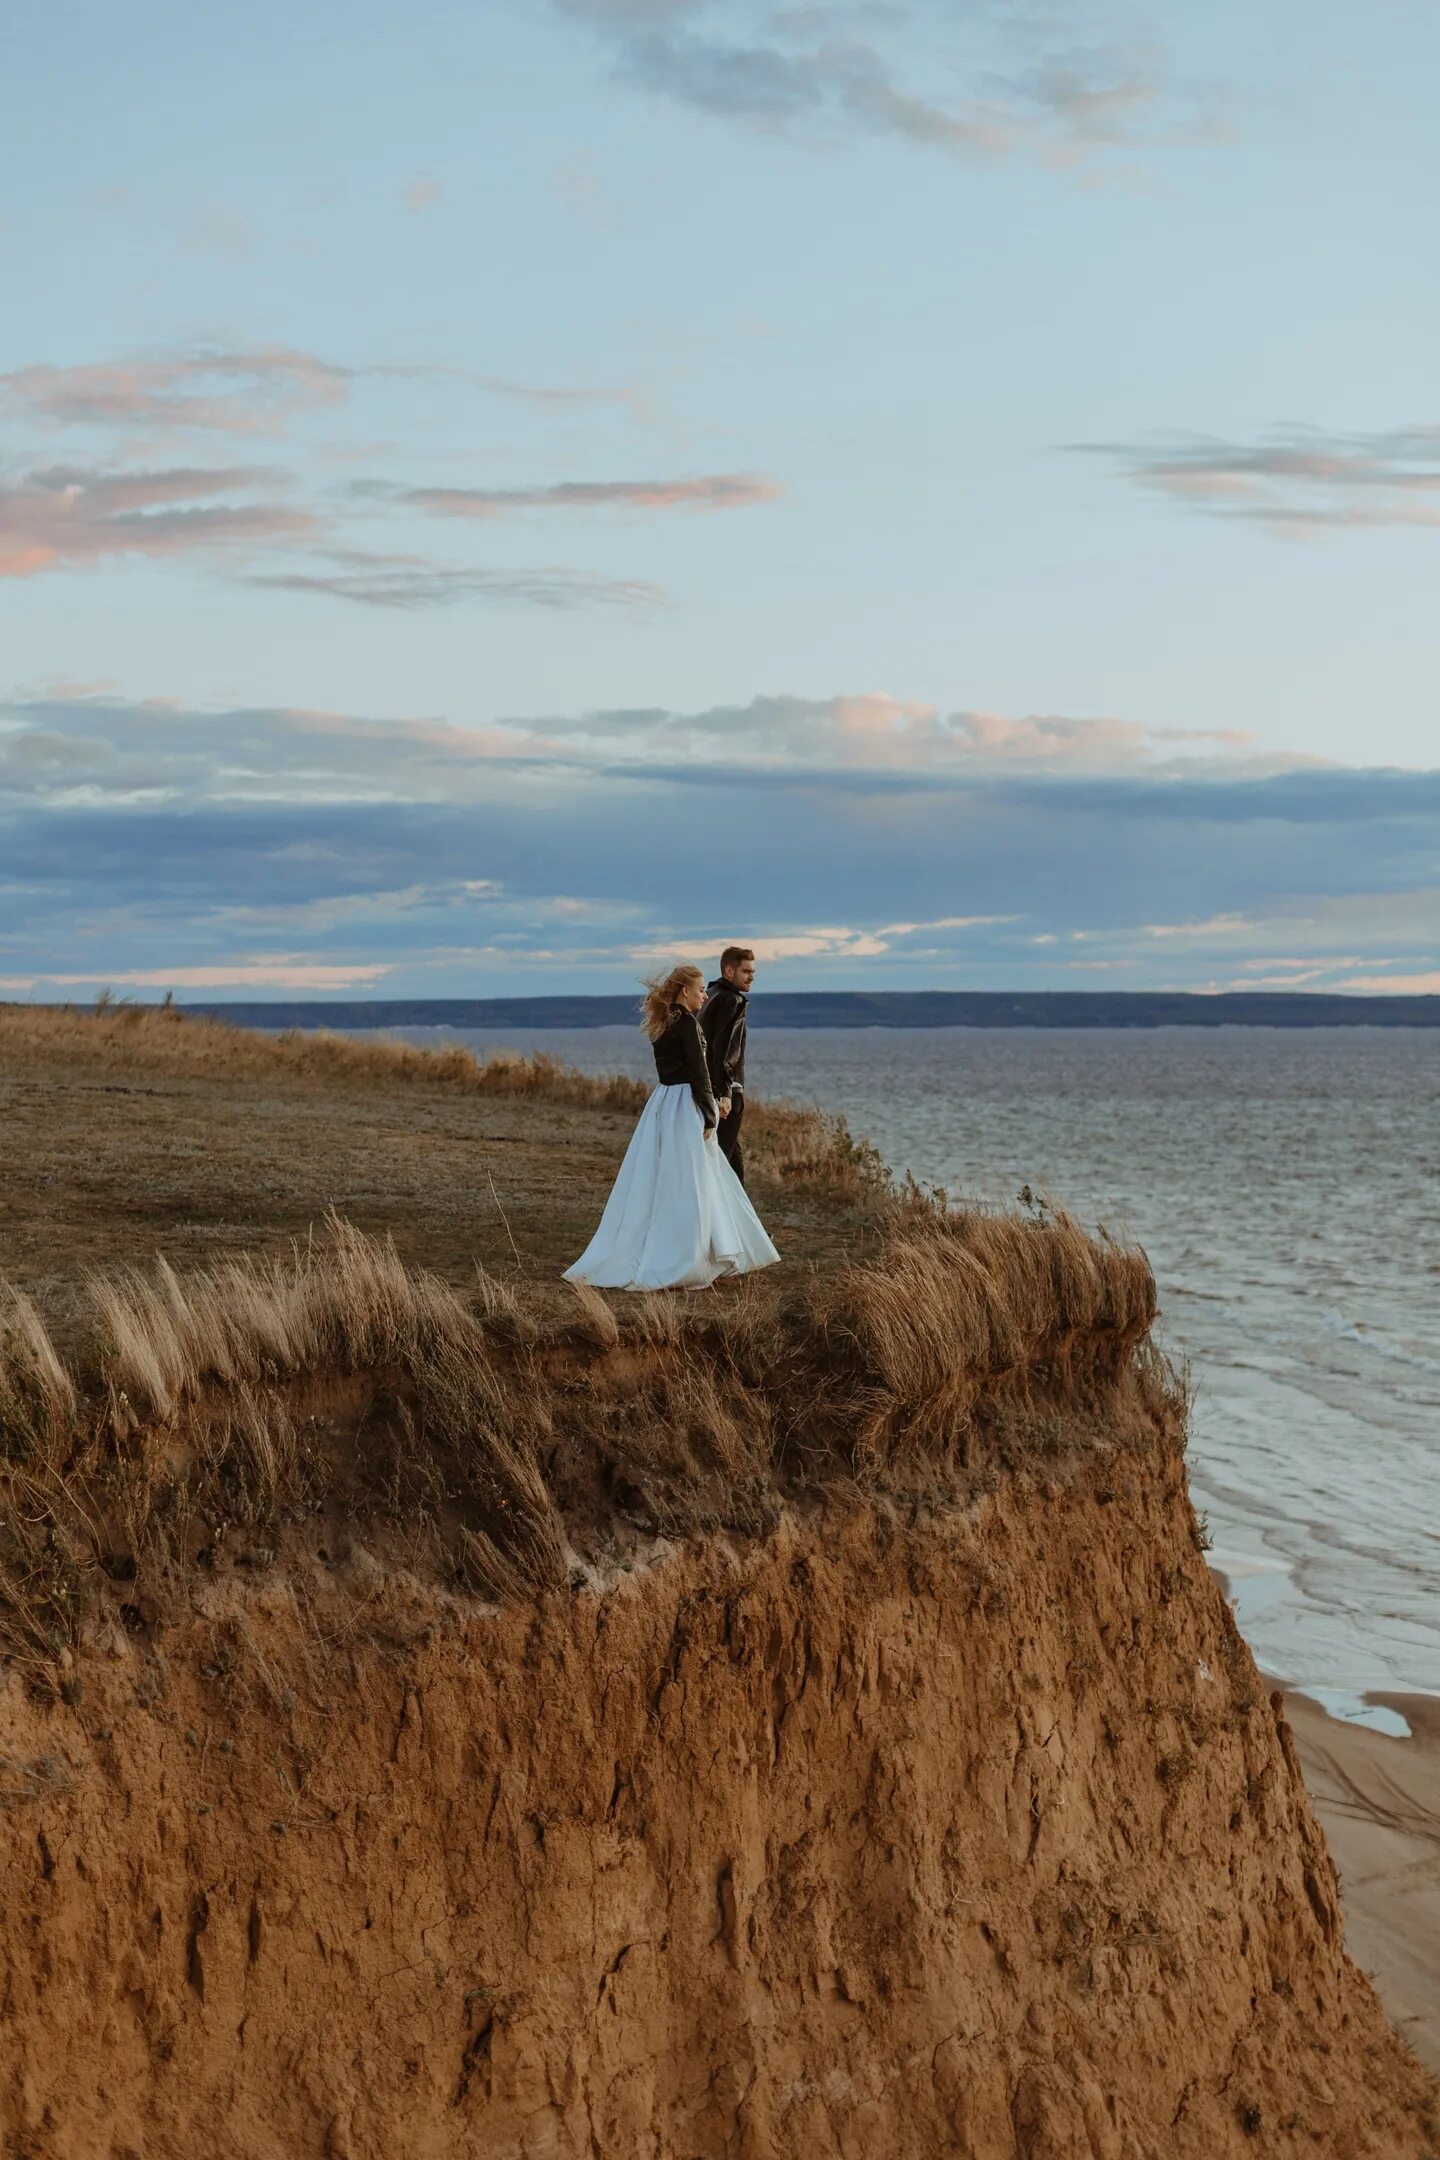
[1,1166,1436,2157]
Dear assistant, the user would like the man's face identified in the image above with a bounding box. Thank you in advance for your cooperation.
[727,958,756,993]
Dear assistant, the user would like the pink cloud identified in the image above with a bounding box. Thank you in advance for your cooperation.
[1233,968,1330,987]
[0,465,319,577]
[1078,425,1440,535]
[290,709,570,758]
[634,697,1269,774]
[400,473,781,518]
[249,554,665,612]
[632,912,1015,965]
[0,959,392,992]
[1,345,654,465]
[1334,971,1440,994]
[0,346,350,435]
[1237,955,1366,971]
[1142,911,1262,940]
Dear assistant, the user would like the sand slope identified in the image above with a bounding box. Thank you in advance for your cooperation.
[1288,1693,1440,2074]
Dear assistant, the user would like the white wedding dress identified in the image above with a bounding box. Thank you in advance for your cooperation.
[564,1084,780,1290]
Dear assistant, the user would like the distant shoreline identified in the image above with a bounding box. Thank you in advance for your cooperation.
[168,990,1440,1031]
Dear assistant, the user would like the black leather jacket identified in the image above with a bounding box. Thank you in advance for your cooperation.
[700,978,747,1104]
[652,1010,718,1132]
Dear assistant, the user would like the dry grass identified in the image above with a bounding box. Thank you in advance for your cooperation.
[0,998,650,1111]
[0,1218,573,1670]
[0,1190,1167,1678]
[793,1194,1160,1475]
[87,1211,506,1424]
[0,1280,77,1465]
[743,1097,890,1201]
[608,1356,777,1538]
[0,999,890,1211]
[565,1279,622,1349]
[0,1462,93,1679]
[0,1750,75,1813]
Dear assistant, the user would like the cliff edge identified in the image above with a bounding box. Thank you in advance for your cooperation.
[0,1008,1435,2158]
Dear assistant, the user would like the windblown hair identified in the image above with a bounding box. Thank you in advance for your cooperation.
[641,964,703,1043]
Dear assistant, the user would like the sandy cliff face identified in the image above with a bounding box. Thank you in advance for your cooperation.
[3,1427,1433,2159]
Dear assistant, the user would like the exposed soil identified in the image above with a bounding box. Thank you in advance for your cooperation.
[4,1443,1436,2158]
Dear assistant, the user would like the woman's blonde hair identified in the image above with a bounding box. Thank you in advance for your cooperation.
[640,963,703,1042]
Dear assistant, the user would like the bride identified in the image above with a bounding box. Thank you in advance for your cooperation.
[564,963,780,1291]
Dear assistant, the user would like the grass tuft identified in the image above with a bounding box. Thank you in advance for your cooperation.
[2,1219,575,1668]
[0,1281,77,1464]
[566,1280,622,1348]
[794,1194,1157,1474]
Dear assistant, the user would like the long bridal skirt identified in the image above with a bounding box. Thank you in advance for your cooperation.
[564,1084,781,1291]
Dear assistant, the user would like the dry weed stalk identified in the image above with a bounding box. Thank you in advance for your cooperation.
[0,1280,77,1464]
[584,1348,777,1538]
[471,1262,534,1340]
[630,1294,684,1346]
[566,1280,621,1348]
[0,1750,76,1813]
[0,1461,94,1669]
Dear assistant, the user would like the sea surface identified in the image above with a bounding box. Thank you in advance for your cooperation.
[381,1023,1439,1730]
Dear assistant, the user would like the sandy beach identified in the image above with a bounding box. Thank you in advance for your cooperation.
[1282,1689,1440,2073]
[1212,1550,1438,2073]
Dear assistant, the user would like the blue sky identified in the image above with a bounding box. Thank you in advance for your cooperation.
[4,0,1440,996]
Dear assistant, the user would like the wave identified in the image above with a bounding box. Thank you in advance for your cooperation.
[1320,1309,1440,1376]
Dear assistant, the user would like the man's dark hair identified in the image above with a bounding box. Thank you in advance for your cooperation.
[720,945,755,975]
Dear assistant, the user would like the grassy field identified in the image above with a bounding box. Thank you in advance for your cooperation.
[0,1001,885,1336]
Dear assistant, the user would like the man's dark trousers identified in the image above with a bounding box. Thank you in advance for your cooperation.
[717,1097,745,1185]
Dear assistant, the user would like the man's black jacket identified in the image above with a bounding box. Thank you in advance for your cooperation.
[700,977,747,1106]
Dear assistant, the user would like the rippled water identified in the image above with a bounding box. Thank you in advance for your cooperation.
[388,1023,1440,1723]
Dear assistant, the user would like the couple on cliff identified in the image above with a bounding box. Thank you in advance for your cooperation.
[564,946,780,1292]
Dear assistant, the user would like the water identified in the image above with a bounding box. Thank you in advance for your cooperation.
[382,1022,1440,1725]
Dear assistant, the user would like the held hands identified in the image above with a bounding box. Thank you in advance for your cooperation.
[717,1097,732,1119]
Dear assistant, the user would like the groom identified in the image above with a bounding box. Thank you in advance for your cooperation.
[701,945,755,1183]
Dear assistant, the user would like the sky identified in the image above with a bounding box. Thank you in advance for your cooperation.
[4,0,1440,998]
